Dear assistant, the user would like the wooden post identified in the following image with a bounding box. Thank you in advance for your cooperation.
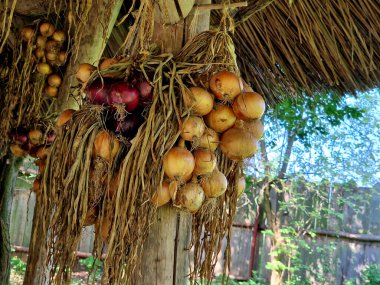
[23,2,123,284]
[135,1,211,284]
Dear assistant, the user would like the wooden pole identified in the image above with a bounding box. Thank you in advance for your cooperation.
[23,1,123,284]
[135,1,211,284]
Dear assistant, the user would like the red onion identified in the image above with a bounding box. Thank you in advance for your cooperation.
[46,130,56,144]
[115,114,143,138]
[86,79,109,105]
[10,129,28,144]
[135,78,153,106]
[109,82,139,112]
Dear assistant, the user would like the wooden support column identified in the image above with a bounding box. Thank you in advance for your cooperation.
[135,1,211,284]
[23,2,123,285]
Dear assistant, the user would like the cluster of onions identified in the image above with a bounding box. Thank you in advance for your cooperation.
[10,126,56,194]
[151,70,266,208]
[76,59,153,140]
[21,22,68,98]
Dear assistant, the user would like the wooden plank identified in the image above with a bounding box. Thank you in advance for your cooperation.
[22,193,36,247]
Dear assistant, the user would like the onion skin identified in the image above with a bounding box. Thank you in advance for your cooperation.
[28,129,43,145]
[163,146,195,182]
[236,176,246,197]
[199,128,219,151]
[21,27,34,42]
[204,105,236,133]
[34,48,45,59]
[109,82,139,112]
[39,22,55,37]
[86,79,110,105]
[52,30,66,43]
[10,144,27,157]
[57,51,67,65]
[193,149,217,176]
[183,87,214,116]
[209,71,241,102]
[243,119,264,139]
[201,169,228,198]
[56,109,75,127]
[135,78,153,106]
[151,181,171,207]
[220,127,258,160]
[45,85,58,97]
[45,40,60,53]
[10,130,28,145]
[36,36,47,48]
[92,131,120,162]
[107,172,120,198]
[180,116,205,142]
[177,182,205,213]
[32,178,41,194]
[48,74,62,87]
[36,146,50,160]
[37,63,52,75]
[76,63,96,83]
[99,58,121,78]
[232,92,266,120]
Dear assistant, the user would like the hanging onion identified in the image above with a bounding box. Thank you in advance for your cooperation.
[36,35,46,48]
[37,63,52,75]
[76,63,96,83]
[201,168,228,198]
[86,79,110,105]
[45,85,58,97]
[28,129,43,145]
[199,128,219,151]
[99,58,122,78]
[92,131,120,162]
[236,176,246,197]
[180,116,205,142]
[177,182,205,213]
[209,71,241,101]
[193,149,217,176]
[204,104,236,133]
[36,146,50,160]
[10,144,27,157]
[56,109,75,127]
[151,181,171,207]
[163,144,195,182]
[57,51,67,65]
[21,27,34,42]
[52,30,66,43]
[220,127,258,160]
[244,119,264,139]
[232,92,266,120]
[183,87,214,116]
[39,22,55,37]
[109,82,139,112]
[34,48,45,59]
[48,74,62,87]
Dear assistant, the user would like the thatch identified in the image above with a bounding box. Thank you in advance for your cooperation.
[227,0,380,104]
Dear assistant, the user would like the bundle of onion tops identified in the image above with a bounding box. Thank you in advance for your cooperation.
[152,70,265,213]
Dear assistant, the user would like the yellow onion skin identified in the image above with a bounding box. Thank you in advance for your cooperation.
[209,71,241,102]
[183,87,214,116]
[180,116,205,142]
[163,146,195,182]
[232,92,266,120]
[220,127,258,160]
[193,149,217,176]
[204,105,236,133]
[177,182,205,213]
[236,176,246,197]
[76,63,96,83]
[201,169,228,198]
[92,131,120,162]
[151,181,171,207]
[10,144,27,157]
[56,109,75,127]
[199,128,219,151]
[244,119,264,139]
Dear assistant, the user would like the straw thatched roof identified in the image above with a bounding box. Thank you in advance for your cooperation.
[228,0,380,104]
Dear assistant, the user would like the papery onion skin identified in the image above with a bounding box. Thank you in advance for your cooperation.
[10,144,27,157]
[180,116,205,142]
[201,169,228,198]
[177,182,205,213]
[183,87,214,116]
[199,128,219,151]
[28,129,43,145]
[193,149,217,176]
[86,79,110,105]
[39,22,55,37]
[232,92,266,120]
[151,181,171,207]
[92,131,120,162]
[163,146,195,182]
[209,71,241,102]
[220,127,258,160]
[56,109,75,127]
[204,105,236,133]
[244,119,264,139]
[76,63,95,83]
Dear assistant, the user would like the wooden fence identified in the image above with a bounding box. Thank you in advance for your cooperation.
[10,178,380,284]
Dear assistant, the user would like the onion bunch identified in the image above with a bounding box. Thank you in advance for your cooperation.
[21,22,68,99]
